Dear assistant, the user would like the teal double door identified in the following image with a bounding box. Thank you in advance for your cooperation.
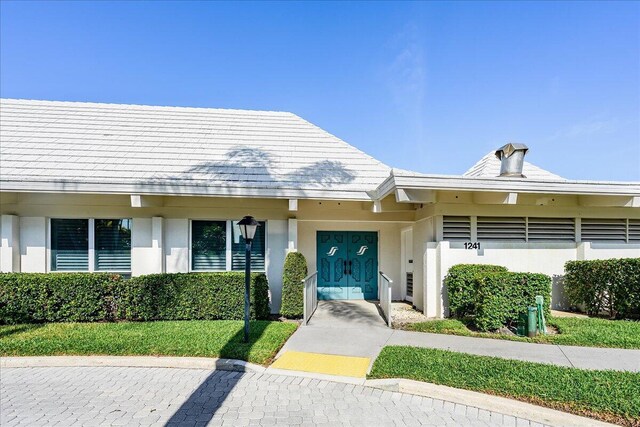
[317,231,378,300]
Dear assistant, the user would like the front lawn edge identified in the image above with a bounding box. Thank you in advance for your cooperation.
[0,355,267,372]
[364,378,615,427]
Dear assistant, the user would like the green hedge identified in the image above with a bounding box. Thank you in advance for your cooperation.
[279,252,307,318]
[120,273,270,321]
[0,273,122,324]
[475,272,552,332]
[0,272,270,324]
[444,264,508,317]
[564,258,640,319]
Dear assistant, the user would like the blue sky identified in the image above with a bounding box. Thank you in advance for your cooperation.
[1,1,638,181]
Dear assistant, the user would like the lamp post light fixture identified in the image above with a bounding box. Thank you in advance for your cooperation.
[237,215,259,343]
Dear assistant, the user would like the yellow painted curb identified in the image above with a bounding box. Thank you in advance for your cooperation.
[271,351,370,378]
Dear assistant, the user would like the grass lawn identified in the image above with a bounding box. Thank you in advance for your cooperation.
[370,346,640,426]
[0,320,297,365]
[405,316,640,349]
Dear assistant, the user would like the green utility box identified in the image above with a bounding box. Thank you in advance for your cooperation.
[516,313,528,336]
[527,306,538,337]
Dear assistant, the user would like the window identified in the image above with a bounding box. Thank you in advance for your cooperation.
[190,220,267,272]
[232,221,266,271]
[50,218,131,272]
[95,219,131,271]
[192,221,227,271]
[51,219,89,271]
[443,216,471,241]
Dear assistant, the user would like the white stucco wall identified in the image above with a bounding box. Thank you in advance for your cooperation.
[165,218,189,273]
[129,217,163,276]
[411,218,434,311]
[266,220,287,313]
[1,215,20,272]
[423,241,640,318]
[20,217,46,273]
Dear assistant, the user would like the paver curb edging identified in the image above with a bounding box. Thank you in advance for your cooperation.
[364,378,616,427]
[0,355,266,373]
[1,356,617,427]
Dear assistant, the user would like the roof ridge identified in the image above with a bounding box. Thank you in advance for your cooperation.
[0,98,296,116]
[463,150,565,180]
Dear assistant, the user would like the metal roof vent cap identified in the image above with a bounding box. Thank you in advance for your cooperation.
[495,143,529,177]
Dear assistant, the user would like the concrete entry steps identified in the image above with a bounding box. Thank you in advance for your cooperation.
[277,300,394,366]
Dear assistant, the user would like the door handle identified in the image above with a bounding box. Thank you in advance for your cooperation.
[343,260,347,275]
[348,260,352,275]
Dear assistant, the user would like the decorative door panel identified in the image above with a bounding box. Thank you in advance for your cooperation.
[347,232,378,300]
[317,231,378,300]
[316,231,349,300]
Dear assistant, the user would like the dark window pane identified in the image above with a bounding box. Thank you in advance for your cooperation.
[232,221,266,271]
[95,219,132,271]
[192,221,227,270]
[51,219,89,271]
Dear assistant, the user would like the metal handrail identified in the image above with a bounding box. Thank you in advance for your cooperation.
[302,271,318,326]
[378,271,393,328]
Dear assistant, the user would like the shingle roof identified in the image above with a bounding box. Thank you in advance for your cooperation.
[463,151,565,180]
[0,99,390,200]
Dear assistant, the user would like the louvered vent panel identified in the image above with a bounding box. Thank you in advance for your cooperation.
[406,273,413,297]
[477,217,526,242]
[581,218,627,243]
[628,219,640,243]
[528,218,575,242]
[443,216,471,241]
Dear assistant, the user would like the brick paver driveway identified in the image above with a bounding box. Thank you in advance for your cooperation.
[1,367,538,426]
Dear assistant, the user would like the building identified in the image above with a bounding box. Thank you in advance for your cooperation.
[1,99,638,316]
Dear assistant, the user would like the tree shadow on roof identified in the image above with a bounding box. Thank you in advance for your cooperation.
[152,147,356,189]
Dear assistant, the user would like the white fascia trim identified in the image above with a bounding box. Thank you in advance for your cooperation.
[373,175,640,200]
[0,179,374,201]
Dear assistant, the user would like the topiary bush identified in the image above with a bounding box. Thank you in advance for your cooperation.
[0,273,122,324]
[120,272,270,321]
[0,272,270,324]
[564,258,640,319]
[444,264,509,318]
[474,272,552,332]
[279,251,308,318]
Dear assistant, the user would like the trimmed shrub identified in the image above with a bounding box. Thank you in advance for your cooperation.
[0,272,270,324]
[474,272,552,332]
[280,252,308,318]
[564,258,640,319]
[119,272,270,321]
[0,273,122,324]
[444,264,508,318]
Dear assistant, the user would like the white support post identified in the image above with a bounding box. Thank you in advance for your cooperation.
[0,215,20,272]
[152,217,164,273]
[287,218,298,252]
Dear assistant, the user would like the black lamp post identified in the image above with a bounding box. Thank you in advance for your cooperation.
[237,215,259,343]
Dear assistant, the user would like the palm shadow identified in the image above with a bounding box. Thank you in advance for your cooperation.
[148,147,355,193]
[164,321,269,426]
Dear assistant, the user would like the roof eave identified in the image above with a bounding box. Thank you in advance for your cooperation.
[374,174,640,200]
[0,179,375,202]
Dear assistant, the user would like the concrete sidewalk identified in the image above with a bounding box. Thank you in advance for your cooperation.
[279,300,640,372]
